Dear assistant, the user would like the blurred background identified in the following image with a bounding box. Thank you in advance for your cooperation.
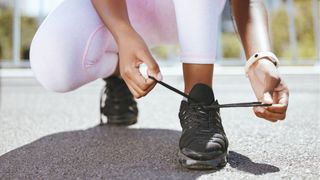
[0,0,319,67]
[0,1,319,178]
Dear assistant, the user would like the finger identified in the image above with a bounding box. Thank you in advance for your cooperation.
[267,82,289,113]
[125,66,151,92]
[253,107,281,122]
[122,69,147,97]
[253,109,264,118]
[277,85,289,106]
[267,104,288,113]
[254,111,278,122]
[137,50,162,81]
[254,106,285,121]
[262,109,286,121]
[262,92,273,104]
[147,69,163,82]
[126,69,157,97]
[131,78,156,97]
[126,79,146,97]
[147,81,157,91]
[142,82,157,96]
[125,81,141,98]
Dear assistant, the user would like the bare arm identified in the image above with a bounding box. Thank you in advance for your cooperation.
[231,0,289,122]
[91,0,162,98]
[91,0,132,43]
[231,0,271,57]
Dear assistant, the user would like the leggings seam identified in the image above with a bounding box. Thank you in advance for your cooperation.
[82,24,106,80]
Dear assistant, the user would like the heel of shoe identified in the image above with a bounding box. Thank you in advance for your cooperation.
[100,113,137,126]
[178,150,228,170]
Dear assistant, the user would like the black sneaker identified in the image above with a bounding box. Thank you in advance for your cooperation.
[178,83,228,170]
[100,76,138,125]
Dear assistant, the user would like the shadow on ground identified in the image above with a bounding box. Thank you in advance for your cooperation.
[228,151,279,175]
[0,125,279,179]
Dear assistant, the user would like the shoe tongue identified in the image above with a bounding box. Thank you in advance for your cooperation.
[188,83,215,105]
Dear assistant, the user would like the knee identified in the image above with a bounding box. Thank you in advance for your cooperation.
[42,78,79,93]
[31,64,81,93]
[46,85,76,93]
[30,48,83,93]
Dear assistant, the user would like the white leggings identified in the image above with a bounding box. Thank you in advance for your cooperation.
[30,0,226,92]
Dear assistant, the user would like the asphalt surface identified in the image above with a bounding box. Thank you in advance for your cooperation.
[0,74,319,179]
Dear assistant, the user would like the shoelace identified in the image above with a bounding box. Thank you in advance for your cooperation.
[149,76,272,109]
[184,105,224,141]
[189,105,216,128]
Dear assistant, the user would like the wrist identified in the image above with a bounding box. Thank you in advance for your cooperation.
[247,58,280,79]
[250,58,277,70]
[112,22,136,44]
[245,51,279,76]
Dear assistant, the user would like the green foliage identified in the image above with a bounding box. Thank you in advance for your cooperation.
[0,0,318,62]
[21,16,38,59]
[271,0,317,59]
[271,6,291,58]
[151,45,179,60]
[294,0,316,58]
[0,8,13,59]
[221,33,241,58]
[0,7,38,60]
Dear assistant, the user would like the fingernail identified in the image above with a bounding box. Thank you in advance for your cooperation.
[157,72,163,81]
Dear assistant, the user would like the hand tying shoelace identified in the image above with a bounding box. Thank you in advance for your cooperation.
[148,76,272,109]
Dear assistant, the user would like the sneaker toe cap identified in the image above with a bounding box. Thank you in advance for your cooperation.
[181,136,227,160]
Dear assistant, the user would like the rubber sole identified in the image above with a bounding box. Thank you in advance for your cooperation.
[100,113,137,126]
[178,150,228,170]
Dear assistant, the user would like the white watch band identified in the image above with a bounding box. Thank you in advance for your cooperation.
[245,51,279,76]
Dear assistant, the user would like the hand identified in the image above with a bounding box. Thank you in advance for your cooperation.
[117,28,162,98]
[248,59,289,122]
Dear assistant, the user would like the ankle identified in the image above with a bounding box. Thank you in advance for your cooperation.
[182,63,214,93]
[184,82,212,94]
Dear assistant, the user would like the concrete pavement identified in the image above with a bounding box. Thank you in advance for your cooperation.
[0,74,319,179]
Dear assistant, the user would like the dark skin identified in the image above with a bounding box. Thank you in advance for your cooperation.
[92,0,289,122]
[92,0,161,98]
[232,0,289,121]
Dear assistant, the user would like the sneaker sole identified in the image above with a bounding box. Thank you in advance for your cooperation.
[100,113,137,126]
[178,150,228,170]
